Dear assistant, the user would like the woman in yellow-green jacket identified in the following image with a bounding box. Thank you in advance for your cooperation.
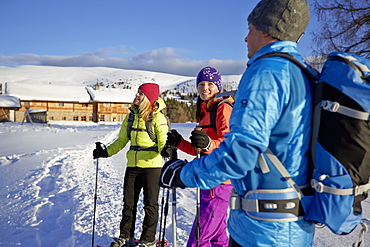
[94,82,169,247]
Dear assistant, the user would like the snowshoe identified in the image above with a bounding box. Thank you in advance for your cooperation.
[155,240,169,247]
[110,237,132,247]
[136,240,156,247]
[110,237,168,247]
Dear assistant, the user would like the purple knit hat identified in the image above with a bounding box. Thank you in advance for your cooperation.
[196,66,222,92]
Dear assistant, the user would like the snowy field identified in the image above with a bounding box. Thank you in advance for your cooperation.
[0,121,369,247]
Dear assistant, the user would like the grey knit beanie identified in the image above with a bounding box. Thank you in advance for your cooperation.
[247,0,310,42]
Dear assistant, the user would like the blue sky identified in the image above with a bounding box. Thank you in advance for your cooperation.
[0,0,319,76]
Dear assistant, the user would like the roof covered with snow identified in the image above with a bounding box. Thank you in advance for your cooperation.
[86,87,135,103]
[4,82,136,103]
[0,95,21,108]
[6,82,92,103]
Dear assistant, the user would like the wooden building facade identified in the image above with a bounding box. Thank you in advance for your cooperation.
[3,83,135,123]
[0,95,21,122]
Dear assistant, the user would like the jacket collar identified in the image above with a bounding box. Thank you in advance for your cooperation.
[247,41,299,66]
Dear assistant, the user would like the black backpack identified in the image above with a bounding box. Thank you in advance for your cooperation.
[256,52,370,236]
[126,108,170,144]
[198,99,233,132]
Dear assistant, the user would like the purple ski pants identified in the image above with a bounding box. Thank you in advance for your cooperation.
[187,183,233,247]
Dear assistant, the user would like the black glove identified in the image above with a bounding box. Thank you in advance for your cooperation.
[166,130,183,147]
[159,159,187,188]
[190,130,212,151]
[93,142,108,159]
[160,144,171,158]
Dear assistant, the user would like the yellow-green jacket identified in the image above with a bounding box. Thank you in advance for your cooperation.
[106,98,169,168]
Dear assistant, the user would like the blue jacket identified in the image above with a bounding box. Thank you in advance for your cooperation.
[180,41,316,246]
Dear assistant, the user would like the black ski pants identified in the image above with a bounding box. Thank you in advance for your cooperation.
[229,237,242,247]
[119,167,161,242]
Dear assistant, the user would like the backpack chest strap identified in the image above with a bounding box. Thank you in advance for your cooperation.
[311,177,370,196]
[129,146,158,152]
[131,127,147,132]
[321,100,370,121]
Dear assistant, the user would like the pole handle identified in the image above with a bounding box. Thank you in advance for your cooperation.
[194,127,202,247]
[194,127,203,153]
[95,142,106,150]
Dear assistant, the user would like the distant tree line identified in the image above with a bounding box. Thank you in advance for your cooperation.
[163,97,196,123]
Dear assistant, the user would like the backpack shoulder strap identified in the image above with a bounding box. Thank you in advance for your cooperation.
[259,148,305,199]
[126,110,135,140]
[257,52,320,171]
[146,109,171,143]
[257,52,318,81]
[145,115,156,143]
[126,109,157,143]
[209,99,233,132]
[255,52,316,192]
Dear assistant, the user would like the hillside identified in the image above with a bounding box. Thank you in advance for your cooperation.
[0,65,241,96]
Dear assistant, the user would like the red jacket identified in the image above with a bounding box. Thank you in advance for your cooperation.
[177,96,234,184]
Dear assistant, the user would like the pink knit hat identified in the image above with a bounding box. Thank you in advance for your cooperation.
[138,83,160,104]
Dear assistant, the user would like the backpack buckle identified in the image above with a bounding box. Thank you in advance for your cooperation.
[311,179,324,193]
[321,100,340,112]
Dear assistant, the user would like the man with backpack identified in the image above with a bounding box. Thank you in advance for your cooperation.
[159,0,316,246]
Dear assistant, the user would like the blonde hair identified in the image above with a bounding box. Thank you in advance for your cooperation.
[131,96,158,121]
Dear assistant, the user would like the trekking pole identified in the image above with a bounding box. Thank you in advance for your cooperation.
[92,142,103,247]
[161,188,170,247]
[160,144,177,247]
[194,127,202,247]
[353,221,369,247]
[195,166,201,247]
[172,188,177,247]
[171,148,178,247]
[158,187,166,244]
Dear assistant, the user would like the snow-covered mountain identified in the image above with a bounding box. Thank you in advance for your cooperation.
[0,65,241,97]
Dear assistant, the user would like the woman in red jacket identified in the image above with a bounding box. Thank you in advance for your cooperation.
[166,66,233,247]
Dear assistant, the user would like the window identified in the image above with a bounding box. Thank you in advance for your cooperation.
[24,101,30,106]
[105,103,111,107]
[58,102,64,106]
[81,116,87,121]
[124,103,129,107]
[99,115,105,121]
[62,117,67,120]
[73,116,79,121]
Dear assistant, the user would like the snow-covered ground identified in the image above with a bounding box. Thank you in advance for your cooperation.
[0,121,369,247]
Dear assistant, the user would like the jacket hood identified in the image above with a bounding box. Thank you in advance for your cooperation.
[155,97,166,112]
